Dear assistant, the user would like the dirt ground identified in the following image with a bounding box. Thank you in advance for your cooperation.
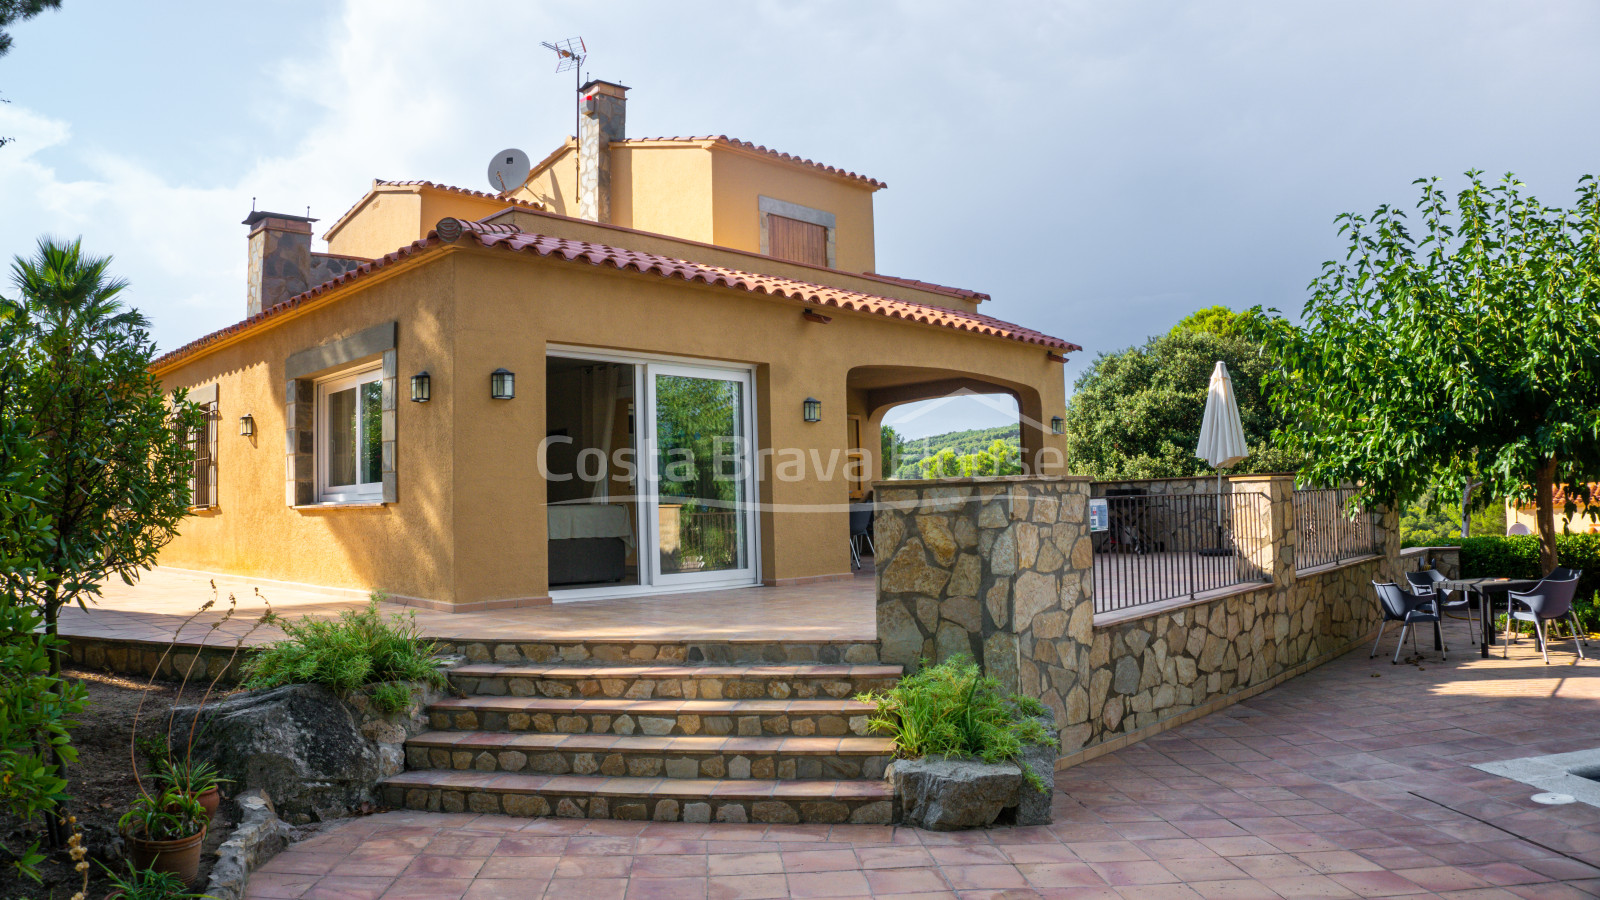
[0,667,234,900]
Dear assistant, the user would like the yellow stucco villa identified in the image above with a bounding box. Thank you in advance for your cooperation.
[152,81,1079,611]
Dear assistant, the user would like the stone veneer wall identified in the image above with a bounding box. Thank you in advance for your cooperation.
[873,477,1093,693]
[874,474,1403,761]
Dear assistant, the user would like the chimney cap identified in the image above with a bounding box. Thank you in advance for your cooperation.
[578,78,630,96]
[242,210,319,228]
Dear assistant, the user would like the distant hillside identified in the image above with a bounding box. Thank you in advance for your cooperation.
[890,425,1020,479]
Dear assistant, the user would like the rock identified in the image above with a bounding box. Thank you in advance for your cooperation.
[1015,712,1058,826]
[203,790,291,900]
[891,757,1023,830]
[1113,657,1141,695]
[173,684,384,821]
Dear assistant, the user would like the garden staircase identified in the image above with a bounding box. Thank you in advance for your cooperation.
[379,641,901,824]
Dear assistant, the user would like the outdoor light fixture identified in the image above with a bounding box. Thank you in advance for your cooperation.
[490,368,515,400]
[803,397,821,423]
[1051,416,1065,434]
[239,414,255,438]
[411,371,431,403]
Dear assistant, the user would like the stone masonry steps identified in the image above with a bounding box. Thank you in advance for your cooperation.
[425,696,879,738]
[446,662,901,700]
[383,657,903,823]
[435,640,882,666]
[379,770,895,825]
[403,732,895,780]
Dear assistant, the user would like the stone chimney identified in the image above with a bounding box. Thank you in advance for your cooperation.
[244,210,315,316]
[577,79,628,223]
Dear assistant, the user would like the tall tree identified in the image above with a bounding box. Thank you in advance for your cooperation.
[1063,327,1301,480]
[1254,172,1600,572]
[0,0,59,58]
[2,237,199,668]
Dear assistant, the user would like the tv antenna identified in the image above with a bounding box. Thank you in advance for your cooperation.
[540,37,587,140]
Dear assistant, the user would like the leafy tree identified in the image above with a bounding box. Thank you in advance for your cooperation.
[0,0,57,57]
[2,237,199,664]
[0,287,87,880]
[891,424,1020,478]
[1254,172,1600,573]
[1063,328,1301,480]
[915,439,1021,479]
[879,425,900,480]
[1171,305,1261,340]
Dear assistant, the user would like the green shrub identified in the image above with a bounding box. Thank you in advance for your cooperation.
[100,861,209,900]
[1445,535,1600,636]
[242,597,445,712]
[857,656,1056,790]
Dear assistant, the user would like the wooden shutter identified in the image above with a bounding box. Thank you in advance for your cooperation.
[768,214,828,266]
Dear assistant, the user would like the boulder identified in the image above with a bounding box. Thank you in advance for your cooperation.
[1015,711,1059,826]
[891,757,1022,830]
[172,684,382,822]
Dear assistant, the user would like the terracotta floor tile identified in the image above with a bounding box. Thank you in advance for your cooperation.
[625,876,709,900]
[1017,862,1107,888]
[376,877,473,900]
[544,877,627,900]
[632,854,710,877]
[786,849,868,872]
[301,877,395,900]
[1256,874,1361,899]
[864,866,951,893]
[475,855,560,879]
[786,869,873,898]
[1188,879,1283,900]
[707,873,790,900]
[401,857,486,879]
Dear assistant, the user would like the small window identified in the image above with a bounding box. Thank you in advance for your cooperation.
[187,402,218,508]
[317,366,384,502]
[768,214,829,267]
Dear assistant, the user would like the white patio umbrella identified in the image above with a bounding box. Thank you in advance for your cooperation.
[1196,361,1249,554]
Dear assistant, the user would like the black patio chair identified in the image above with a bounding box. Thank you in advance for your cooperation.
[1505,575,1587,664]
[1406,569,1476,646]
[1548,566,1583,582]
[1371,581,1446,664]
[848,502,875,571]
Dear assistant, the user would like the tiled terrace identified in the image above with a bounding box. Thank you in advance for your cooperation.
[244,628,1600,900]
[67,566,876,647]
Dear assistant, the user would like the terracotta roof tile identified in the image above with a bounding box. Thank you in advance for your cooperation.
[623,136,885,189]
[152,220,1076,371]
[864,272,990,303]
[322,180,544,241]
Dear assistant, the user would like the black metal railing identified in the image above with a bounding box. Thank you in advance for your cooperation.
[1293,488,1381,571]
[1092,491,1272,613]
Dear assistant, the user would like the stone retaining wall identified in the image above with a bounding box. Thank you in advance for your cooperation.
[875,474,1403,760]
[872,477,1094,691]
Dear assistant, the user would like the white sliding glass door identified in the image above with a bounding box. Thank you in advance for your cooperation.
[644,364,757,589]
[546,348,759,599]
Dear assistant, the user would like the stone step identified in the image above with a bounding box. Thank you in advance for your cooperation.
[403,731,895,780]
[435,639,881,667]
[447,662,902,701]
[379,770,896,825]
[426,696,878,737]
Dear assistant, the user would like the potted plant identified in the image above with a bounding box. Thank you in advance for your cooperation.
[158,757,226,821]
[101,860,211,899]
[118,787,207,885]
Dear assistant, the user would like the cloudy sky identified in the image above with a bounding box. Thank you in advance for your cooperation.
[3,1,1597,437]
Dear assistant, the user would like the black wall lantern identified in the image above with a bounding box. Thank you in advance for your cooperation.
[239,413,255,437]
[411,371,431,403]
[1051,416,1065,435]
[490,368,515,400]
[802,397,821,423]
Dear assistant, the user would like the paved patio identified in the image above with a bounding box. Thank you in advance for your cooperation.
[245,628,1600,900]
[67,566,876,647]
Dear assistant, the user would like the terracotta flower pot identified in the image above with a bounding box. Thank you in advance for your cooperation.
[192,787,221,821]
[124,826,205,885]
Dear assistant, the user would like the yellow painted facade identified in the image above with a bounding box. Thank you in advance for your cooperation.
[157,123,1071,610]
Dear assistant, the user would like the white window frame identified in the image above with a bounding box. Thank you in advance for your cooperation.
[316,364,385,503]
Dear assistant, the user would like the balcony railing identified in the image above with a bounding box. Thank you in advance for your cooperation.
[1293,487,1381,571]
[1092,491,1272,614]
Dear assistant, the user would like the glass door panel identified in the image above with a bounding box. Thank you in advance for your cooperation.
[648,366,754,585]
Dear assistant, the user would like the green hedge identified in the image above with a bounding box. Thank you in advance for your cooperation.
[1433,535,1600,632]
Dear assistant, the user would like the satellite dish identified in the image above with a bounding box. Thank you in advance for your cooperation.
[487,148,532,194]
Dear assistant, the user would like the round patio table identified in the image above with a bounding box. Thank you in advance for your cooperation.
[1439,577,1540,659]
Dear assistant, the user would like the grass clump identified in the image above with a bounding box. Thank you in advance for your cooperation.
[242,596,446,713]
[858,656,1056,790]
